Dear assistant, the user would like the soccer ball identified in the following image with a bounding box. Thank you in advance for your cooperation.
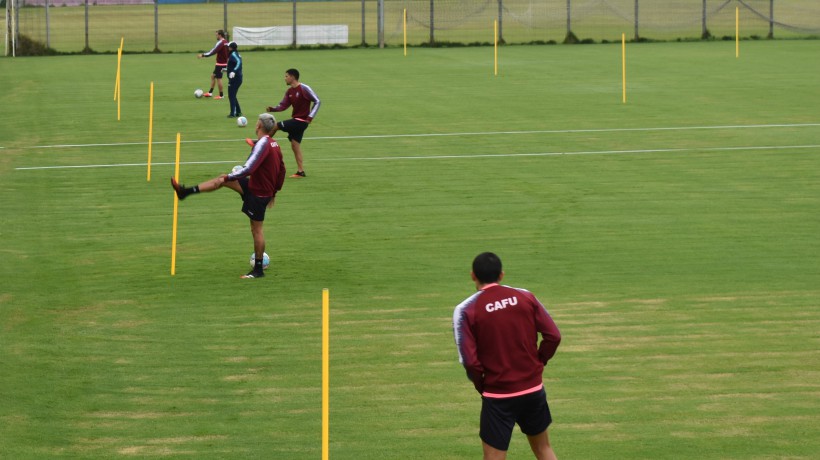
[237,116,248,127]
[194,88,204,98]
[231,165,243,175]
[250,252,270,269]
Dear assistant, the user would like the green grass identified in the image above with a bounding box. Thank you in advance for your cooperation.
[2,41,820,458]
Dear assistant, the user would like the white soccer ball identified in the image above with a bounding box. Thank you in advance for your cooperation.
[250,252,270,269]
[236,116,248,127]
[231,165,243,175]
[194,88,204,98]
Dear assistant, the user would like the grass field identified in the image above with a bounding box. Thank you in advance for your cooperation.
[2,40,820,458]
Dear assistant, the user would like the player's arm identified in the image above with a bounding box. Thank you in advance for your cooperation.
[532,295,561,364]
[198,40,220,58]
[304,85,321,122]
[266,93,290,113]
[226,144,264,181]
[453,301,485,393]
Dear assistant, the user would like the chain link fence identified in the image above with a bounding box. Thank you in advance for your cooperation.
[5,0,820,55]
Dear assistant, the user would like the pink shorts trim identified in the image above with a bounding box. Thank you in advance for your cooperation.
[482,383,543,399]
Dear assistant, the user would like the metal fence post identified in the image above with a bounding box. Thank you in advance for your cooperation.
[223,0,228,41]
[292,0,297,47]
[84,0,89,52]
[768,0,774,39]
[701,0,710,39]
[45,0,50,48]
[361,0,366,45]
[634,0,639,40]
[497,0,503,44]
[429,0,434,46]
[153,0,158,52]
[377,0,384,48]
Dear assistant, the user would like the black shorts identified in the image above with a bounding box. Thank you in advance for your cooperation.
[213,65,225,78]
[277,119,309,143]
[238,178,271,221]
[479,388,552,451]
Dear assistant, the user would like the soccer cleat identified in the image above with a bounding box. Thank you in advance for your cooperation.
[245,138,255,147]
[227,114,236,118]
[214,95,224,100]
[203,92,213,97]
[241,269,265,279]
[290,171,306,178]
[170,177,186,200]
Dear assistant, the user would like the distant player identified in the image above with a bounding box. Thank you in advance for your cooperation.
[266,68,321,178]
[171,114,286,279]
[453,252,562,460]
[197,29,229,100]
[226,41,243,118]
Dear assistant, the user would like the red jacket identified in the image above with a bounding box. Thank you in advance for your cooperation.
[269,83,321,122]
[226,135,285,197]
[453,284,561,396]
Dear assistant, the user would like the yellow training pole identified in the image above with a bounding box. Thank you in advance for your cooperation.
[403,9,407,56]
[494,20,498,76]
[147,82,154,181]
[622,33,626,103]
[735,7,739,58]
[322,288,330,460]
[114,39,122,100]
[171,133,181,276]
[116,43,123,120]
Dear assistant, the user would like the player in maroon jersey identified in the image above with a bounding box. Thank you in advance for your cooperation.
[197,29,229,100]
[266,68,321,178]
[453,252,561,460]
[170,114,286,279]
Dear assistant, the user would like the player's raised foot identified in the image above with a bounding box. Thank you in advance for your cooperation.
[241,269,265,279]
[290,171,306,178]
[203,92,213,97]
[170,177,187,200]
[245,138,255,147]
[214,95,224,100]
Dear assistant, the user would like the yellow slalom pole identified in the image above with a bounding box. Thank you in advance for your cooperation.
[735,7,739,58]
[494,20,498,76]
[622,33,626,104]
[147,82,154,181]
[114,39,122,100]
[116,43,123,120]
[171,133,181,276]
[403,9,407,56]
[322,288,330,460]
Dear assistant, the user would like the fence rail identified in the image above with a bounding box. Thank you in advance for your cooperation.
[5,0,820,56]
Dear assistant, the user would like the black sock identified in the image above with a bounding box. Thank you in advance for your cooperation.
[209,88,214,93]
[254,257,264,272]
[177,185,199,199]
[219,92,224,97]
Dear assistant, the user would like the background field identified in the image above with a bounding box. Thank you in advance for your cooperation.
[2,40,820,458]
[7,0,820,53]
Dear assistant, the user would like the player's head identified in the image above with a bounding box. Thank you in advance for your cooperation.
[216,29,226,39]
[257,113,277,134]
[228,41,237,51]
[285,68,300,81]
[472,252,503,284]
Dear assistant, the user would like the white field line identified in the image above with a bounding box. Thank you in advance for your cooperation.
[10,122,820,150]
[14,144,820,171]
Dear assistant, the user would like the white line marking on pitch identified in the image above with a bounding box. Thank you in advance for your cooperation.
[14,144,820,171]
[12,122,820,150]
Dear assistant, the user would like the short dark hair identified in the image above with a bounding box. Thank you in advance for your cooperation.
[286,68,300,80]
[216,29,225,38]
[472,252,502,284]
